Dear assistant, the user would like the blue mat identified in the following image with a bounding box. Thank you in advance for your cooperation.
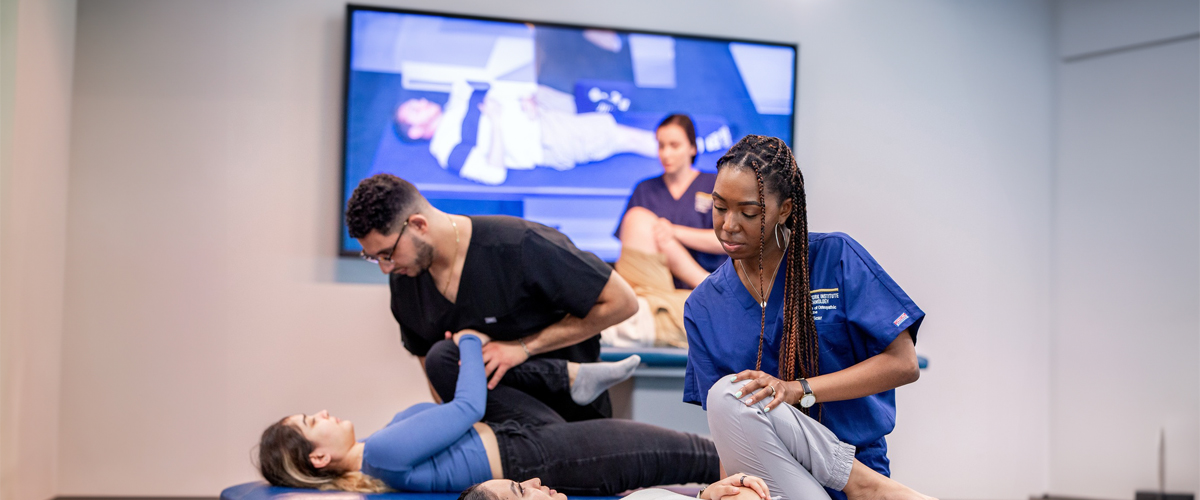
[221,482,622,500]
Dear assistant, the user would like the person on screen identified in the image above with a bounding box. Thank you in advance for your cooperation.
[394,81,657,185]
[345,173,638,422]
[610,114,726,347]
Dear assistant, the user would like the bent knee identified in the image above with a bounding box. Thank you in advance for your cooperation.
[623,206,657,222]
[620,207,658,234]
[424,339,460,375]
[706,376,744,417]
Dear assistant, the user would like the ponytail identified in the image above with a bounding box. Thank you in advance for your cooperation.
[257,419,391,493]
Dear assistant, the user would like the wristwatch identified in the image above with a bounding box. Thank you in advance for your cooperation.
[797,378,816,408]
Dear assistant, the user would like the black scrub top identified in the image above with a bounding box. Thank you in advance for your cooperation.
[389,216,612,363]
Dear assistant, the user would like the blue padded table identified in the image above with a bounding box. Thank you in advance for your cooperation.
[599,347,928,436]
[600,347,688,368]
[601,347,929,370]
[221,482,624,500]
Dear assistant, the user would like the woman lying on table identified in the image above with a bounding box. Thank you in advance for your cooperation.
[463,403,936,500]
[460,377,938,500]
[257,333,718,494]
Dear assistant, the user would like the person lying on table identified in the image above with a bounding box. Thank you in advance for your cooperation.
[257,334,716,494]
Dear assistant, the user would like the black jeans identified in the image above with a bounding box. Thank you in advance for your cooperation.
[424,339,611,422]
[424,340,719,495]
[494,418,719,495]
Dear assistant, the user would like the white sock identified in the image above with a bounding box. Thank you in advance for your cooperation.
[570,355,641,405]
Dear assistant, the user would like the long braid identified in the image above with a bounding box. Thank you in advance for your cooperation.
[783,145,820,418]
[769,141,798,383]
[718,135,821,417]
[753,161,767,371]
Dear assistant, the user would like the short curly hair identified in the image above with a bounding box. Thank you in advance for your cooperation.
[345,174,426,239]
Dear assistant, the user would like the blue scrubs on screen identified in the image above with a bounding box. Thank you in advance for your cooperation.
[683,232,924,499]
[613,173,727,283]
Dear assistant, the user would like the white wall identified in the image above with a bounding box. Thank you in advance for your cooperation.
[1050,1,1200,497]
[789,2,1055,498]
[55,0,1058,498]
[0,1,77,500]
[58,1,417,495]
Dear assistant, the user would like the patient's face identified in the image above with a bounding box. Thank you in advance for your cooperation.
[285,410,356,461]
[479,478,567,500]
[396,98,443,140]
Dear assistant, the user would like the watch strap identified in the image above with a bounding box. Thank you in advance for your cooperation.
[798,378,816,408]
[798,378,813,396]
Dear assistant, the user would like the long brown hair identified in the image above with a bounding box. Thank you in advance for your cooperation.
[716,135,820,416]
[257,419,391,493]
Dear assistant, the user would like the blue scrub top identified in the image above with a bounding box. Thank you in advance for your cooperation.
[614,173,727,288]
[683,232,924,481]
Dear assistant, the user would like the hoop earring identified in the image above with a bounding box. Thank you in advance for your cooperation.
[774,222,785,250]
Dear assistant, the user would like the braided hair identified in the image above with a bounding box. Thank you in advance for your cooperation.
[716,135,820,416]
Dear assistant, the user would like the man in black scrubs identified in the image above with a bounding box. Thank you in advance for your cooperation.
[346,174,638,420]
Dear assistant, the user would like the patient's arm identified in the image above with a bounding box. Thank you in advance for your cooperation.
[365,336,487,469]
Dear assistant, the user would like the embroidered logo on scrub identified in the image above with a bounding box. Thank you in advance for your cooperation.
[694,192,713,213]
[893,313,908,327]
[810,288,839,321]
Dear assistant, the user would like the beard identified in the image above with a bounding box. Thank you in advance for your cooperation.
[412,236,435,273]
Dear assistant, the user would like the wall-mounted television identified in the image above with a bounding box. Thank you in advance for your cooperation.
[341,5,797,261]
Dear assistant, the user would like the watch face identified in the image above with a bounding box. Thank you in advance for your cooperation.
[800,394,816,408]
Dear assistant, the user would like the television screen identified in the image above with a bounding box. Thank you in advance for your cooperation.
[341,5,797,261]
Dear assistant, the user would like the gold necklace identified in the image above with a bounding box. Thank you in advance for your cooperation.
[438,214,460,296]
[737,255,783,309]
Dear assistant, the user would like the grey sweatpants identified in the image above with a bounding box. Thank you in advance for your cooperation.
[706,377,857,500]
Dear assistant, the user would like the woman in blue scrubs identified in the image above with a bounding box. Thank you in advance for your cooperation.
[684,135,926,500]
[612,114,726,347]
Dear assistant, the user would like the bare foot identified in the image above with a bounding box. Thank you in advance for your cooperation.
[845,461,937,500]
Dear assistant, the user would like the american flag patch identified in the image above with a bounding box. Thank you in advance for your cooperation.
[893,313,909,327]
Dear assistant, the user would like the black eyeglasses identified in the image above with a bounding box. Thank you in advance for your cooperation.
[360,219,409,265]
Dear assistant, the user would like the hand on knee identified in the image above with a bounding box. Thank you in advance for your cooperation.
[652,218,676,248]
[706,376,747,417]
